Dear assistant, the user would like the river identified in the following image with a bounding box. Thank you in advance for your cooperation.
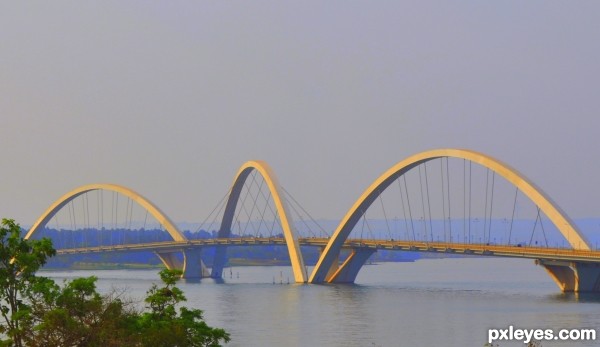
[42,257,600,347]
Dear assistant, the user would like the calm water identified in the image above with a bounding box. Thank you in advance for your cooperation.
[42,258,600,347]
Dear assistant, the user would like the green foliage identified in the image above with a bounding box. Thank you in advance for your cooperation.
[23,276,140,347]
[0,218,55,347]
[0,219,230,347]
[137,269,230,347]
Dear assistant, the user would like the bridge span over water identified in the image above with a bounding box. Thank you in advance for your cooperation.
[24,149,600,293]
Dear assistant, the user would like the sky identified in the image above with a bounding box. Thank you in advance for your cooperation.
[1,1,600,228]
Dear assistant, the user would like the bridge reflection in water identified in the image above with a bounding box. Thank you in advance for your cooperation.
[24,149,600,293]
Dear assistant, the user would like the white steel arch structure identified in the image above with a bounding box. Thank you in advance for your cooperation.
[210,160,308,283]
[25,183,189,270]
[25,183,186,241]
[309,148,591,283]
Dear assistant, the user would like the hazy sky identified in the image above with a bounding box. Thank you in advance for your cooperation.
[1,1,600,227]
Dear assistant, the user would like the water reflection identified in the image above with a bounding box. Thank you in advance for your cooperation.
[41,259,600,347]
[548,292,600,303]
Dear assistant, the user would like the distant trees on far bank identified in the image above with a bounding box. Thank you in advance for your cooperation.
[37,227,421,269]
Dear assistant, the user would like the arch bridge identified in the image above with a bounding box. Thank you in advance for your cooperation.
[25,149,600,293]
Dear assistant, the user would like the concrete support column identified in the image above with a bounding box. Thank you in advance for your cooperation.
[182,249,210,279]
[211,247,227,279]
[572,263,600,292]
[538,260,600,293]
[329,248,376,283]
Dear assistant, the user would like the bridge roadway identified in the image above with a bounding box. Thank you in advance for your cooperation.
[55,237,600,264]
[52,238,600,291]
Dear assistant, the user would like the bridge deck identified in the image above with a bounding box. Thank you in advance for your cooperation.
[55,237,600,264]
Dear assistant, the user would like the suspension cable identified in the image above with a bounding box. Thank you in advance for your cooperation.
[130,197,134,230]
[362,209,376,239]
[251,177,275,237]
[253,177,285,236]
[424,162,433,242]
[70,199,76,231]
[446,157,452,243]
[463,159,466,243]
[284,191,319,238]
[110,191,114,237]
[468,161,472,243]
[196,189,229,236]
[100,189,103,230]
[54,213,60,234]
[110,191,115,246]
[539,209,549,247]
[359,209,367,240]
[403,175,416,241]
[255,189,272,237]
[97,190,101,247]
[418,165,428,240]
[529,207,541,247]
[115,192,120,245]
[508,187,518,245]
[96,190,100,230]
[440,159,447,241]
[115,192,119,230]
[378,190,393,240]
[269,209,279,236]
[84,193,89,247]
[69,201,75,248]
[232,172,256,235]
[239,195,259,236]
[282,187,328,237]
[287,203,314,237]
[488,172,496,244]
[483,169,489,243]
[397,179,411,241]
[240,173,263,236]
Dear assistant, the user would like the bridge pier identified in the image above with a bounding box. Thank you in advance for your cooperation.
[211,247,227,279]
[317,246,340,282]
[182,249,210,279]
[329,248,376,283]
[537,260,600,293]
[155,251,184,270]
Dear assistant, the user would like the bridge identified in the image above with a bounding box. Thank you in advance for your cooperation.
[24,149,600,293]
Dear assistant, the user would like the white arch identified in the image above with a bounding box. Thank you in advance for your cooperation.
[309,148,590,283]
[211,161,307,283]
[25,183,187,242]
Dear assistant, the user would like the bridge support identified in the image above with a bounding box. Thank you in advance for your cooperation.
[182,249,210,279]
[211,247,227,279]
[329,248,376,283]
[537,260,600,293]
[155,251,184,270]
[155,250,210,279]
[315,246,340,283]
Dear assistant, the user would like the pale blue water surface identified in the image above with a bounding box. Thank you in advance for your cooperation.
[43,258,600,347]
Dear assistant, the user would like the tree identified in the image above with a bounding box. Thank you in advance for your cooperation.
[22,276,140,347]
[22,270,230,347]
[137,269,231,347]
[0,218,230,347]
[0,219,55,347]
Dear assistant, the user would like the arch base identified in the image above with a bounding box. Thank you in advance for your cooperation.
[538,260,600,293]
[156,251,184,270]
[329,248,376,283]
